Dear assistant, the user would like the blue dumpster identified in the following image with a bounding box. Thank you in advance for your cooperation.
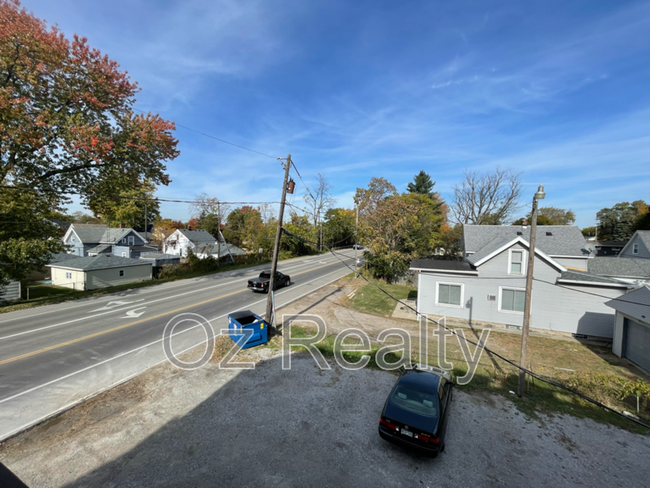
[228,310,268,349]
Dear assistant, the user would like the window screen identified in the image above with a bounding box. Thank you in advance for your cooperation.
[501,288,525,312]
[438,284,461,305]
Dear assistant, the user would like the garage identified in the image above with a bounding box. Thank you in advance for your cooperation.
[607,286,650,373]
[624,318,650,373]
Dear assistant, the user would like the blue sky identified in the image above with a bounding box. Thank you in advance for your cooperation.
[22,0,650,228]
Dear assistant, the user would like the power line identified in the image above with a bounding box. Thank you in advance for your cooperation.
[280,228,650,430]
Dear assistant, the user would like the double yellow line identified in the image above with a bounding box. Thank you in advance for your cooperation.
[0,261,340,366]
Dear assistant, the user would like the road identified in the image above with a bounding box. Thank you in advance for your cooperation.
[0,252,357,441]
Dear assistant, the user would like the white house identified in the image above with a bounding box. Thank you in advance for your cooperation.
[411,225,633,339]
[607,286,650,373]
[163,229,216,257]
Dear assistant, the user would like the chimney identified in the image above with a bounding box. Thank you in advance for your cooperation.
[522,220,528,229]
[119,223,124,229]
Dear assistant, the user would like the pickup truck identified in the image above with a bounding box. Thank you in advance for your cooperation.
[247,270,291,293]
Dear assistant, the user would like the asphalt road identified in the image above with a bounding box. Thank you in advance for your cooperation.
[0,252,358,440]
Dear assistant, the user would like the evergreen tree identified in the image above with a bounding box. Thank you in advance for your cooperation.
[407,171,435,196]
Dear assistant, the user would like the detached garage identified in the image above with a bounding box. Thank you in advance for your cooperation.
[607,286,650,374]
[47,255,152,291]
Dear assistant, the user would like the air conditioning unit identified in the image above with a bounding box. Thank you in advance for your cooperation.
[487,294,496,301]
[506,324,522,330]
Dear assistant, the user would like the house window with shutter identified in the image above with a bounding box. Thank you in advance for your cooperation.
[436,282,463,307]
[509,249,525,275]
[499,287,526,313]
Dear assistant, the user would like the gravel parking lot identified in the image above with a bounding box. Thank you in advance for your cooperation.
[1,349,649,488]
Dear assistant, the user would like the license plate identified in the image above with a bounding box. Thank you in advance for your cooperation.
[400,428,413,437]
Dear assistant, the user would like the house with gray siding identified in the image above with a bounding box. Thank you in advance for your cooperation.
[606,286,650,374]
[46,255,152,291]
[618,231,650,259]
[412,225,633,339]
[62,224,151,257]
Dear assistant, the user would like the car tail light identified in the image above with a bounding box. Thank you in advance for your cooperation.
[415,433,440,444]
[379,417,399,431]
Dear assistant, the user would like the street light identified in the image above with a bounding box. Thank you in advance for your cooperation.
[518,184,545,398]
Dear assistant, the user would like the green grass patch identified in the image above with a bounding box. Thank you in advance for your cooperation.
[346,276,416,317]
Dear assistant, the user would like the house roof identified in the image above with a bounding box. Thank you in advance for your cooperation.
[46,254,152,271]
[177,229,217,245]
[207,243,247,257]
[139,252,180,260]
[463,225,588,257]
[68,224,109,243]
[558,270,631,287]
[99,228,132,244]
[86,244,112,254]
[410,259,477,273]
[588,257,650,278]
[619,230,650,256]
[605,286,650,325]
[49,252,82,264]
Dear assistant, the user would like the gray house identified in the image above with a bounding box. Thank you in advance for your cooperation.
[62,224,153,257]
[618,230,650,259]
[412,225,632,339]
[606,286,650,373]
[47,255,152,291]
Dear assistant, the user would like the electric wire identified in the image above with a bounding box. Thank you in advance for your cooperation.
[281,227,650,430]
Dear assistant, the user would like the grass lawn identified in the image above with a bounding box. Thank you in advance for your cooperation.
[345,275,417,317]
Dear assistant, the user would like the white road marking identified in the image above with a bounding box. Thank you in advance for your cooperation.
[124,307,147,318]
[91,299,144,312]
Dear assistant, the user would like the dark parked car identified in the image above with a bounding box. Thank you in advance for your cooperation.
[247,270,290,293]
[378,364,453,457]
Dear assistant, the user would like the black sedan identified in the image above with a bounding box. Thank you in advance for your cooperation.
[378,364,453,457]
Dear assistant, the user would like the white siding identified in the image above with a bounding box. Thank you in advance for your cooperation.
[51,268,86,290]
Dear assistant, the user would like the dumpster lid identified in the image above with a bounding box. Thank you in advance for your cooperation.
[229,310,260,321]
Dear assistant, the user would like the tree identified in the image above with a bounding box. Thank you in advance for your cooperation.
[597,201,646,241]
[1,1,179,198]
[323,208,356,248]
[87,179,159,229]
[150,217,183,248]
[70,211,101,224]
[512,215,554,226]
[407,170,435,196]
[303,173,336,244]
[223,206,274,259]
[434,224,463,260]
[189,193,229,239]
[538,207,575,225]
[0,186,64,288]
[354,177,397,218]
[581,226,596,238]
[451,167,522,225]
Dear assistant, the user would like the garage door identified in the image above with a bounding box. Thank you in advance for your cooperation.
[624,318,650,373]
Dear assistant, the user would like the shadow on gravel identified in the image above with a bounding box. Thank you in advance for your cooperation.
[62,355,434,488]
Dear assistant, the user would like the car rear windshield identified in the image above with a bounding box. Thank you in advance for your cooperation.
[389,385,438,417]
[259,272,270,278]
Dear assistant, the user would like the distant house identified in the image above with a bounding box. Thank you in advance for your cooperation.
[138,252,182,267]
[62,224,155,257]
[163,229,216,257]
[411,225,632,339]
[46,255,152,291]
[607,286,650,373]
[591,240,626,257]
[618,231,650,259]
[196,242,248,262]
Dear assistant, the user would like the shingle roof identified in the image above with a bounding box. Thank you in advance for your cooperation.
[86,244,112,254]
[49,252,82,264]
[178,229,217,244]
[410,259,476,272]
[605,286,650,325]
[69,224,109,243]
[207,243,247,257]
[558,270,630,286]
[99,228,131,244]
[588,257,650,278]
[139,252,180,260]
[463,225,588,257]
[466,237,512,265]
[638,231,650,250]
[46,255,152,271]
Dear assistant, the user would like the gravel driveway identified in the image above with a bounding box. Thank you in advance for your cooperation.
[1,349,649,488]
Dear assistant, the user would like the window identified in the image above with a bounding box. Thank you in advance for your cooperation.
[122,238,126,244]
[436,283,463,306]
[509,249,524,275]
[500,288,525,313]
[633,243,639,254]
[119,269,125,277]
[128,236,134,245]
[65,272,72,280]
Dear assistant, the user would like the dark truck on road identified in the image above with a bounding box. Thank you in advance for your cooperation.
[247,270,291,293]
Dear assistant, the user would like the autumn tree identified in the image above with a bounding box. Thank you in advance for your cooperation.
[223,206,274,259]
[322,208,356,248]
[451,168,522,225]
[70,211,101,224]
[150,217,184,249]
[88,179,159,230]
[407,170,435,197]
[354,177,397,218]
[512,215,554,226]
[581,226,596,238]
[0,1,178,278]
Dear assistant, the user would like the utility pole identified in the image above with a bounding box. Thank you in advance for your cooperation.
[265,155,292,328]
[518,184,545,398]
[144,202,148,243]
[217,202,221,266]
[354,203,359,278]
